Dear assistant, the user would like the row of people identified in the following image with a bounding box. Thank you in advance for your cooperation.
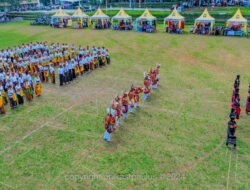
[0,42,109,77]
[57,54,110,86]
[103,64,161,142]
[0,42,110,87]
[246,84,250,114]
[0,42,111,113]
[226,75,241,148]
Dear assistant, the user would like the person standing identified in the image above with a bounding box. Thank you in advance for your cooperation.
[15,81,24,105]
[7,86,18,109]
[49,64,56,84]
[34,73,42,97]
[58,65,64,86]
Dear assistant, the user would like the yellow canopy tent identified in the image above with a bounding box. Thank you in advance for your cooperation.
[112,8,132,21]
[136,8,156,21]
[51,8,71,27]
[226,9,248,33]
[164,8,185,30]
[136,9,157,32]
[111,8,132,30]
[91,8,109,28]
[71,7,90,29]
[194,8,215,33]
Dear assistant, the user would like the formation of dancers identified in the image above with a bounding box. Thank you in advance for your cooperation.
[245,83,250,114]
[226,75,241,148]
[0,42,110,114]
[103,64,161,142]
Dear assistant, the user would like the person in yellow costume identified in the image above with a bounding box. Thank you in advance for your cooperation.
[24,79,34,101]
[34,73,42,97]
[15,82,24,105]
[7,86,18,109]
[44,65,49,83]
[0,91,6,114]
[0,81,7,105]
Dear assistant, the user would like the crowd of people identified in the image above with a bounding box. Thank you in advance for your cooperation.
[103,64,161,142]
[0,42,111,114]
[194,23,212,35]
[113,20,133,31]
[57,46,110,86]
[226,75,241,148]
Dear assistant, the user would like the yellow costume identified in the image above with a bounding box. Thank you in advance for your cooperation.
[35,83,42,96]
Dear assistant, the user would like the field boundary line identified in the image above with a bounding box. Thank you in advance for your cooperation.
[81,164,119,189]
[174,139,224,174]
[0,181,15,190]
[0,105,75,156]
[226,150,233,190]
[234,151,238,185]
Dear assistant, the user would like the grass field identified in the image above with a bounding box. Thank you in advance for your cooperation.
[0,22,249,190]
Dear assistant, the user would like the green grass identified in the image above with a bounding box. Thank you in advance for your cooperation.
[0,22,249,190]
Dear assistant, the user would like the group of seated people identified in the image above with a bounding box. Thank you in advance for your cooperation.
[166,23,183,34]
[222,24,244,36]
[112,20,133,30]
[137,21,156,33]
[94,19,111,29]
[52,18,71,28]
[74,20,88,29]
[194,23,212,35]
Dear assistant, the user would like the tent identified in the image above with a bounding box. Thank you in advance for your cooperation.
[91,8,110,29]
[164,8,184,33]
[111,8,132,30]
[71,7,90,29]
[51,8,71,28]
[194,8,215,34]
[136,9,157,32]
[226,9,248,34]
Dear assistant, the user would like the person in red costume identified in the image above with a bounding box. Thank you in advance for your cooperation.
[121,92,129,120]
[103,110,116,142]
[134,87,143,108]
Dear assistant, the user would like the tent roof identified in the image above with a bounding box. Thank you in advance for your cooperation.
[72,7,89,18]
[52,8,70,18]
[164,8,184,21]
[227,9,247,24]
[112,8,131,20]
[137,9,156,21]
[91,8,109,19]
[195,8,215,22]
